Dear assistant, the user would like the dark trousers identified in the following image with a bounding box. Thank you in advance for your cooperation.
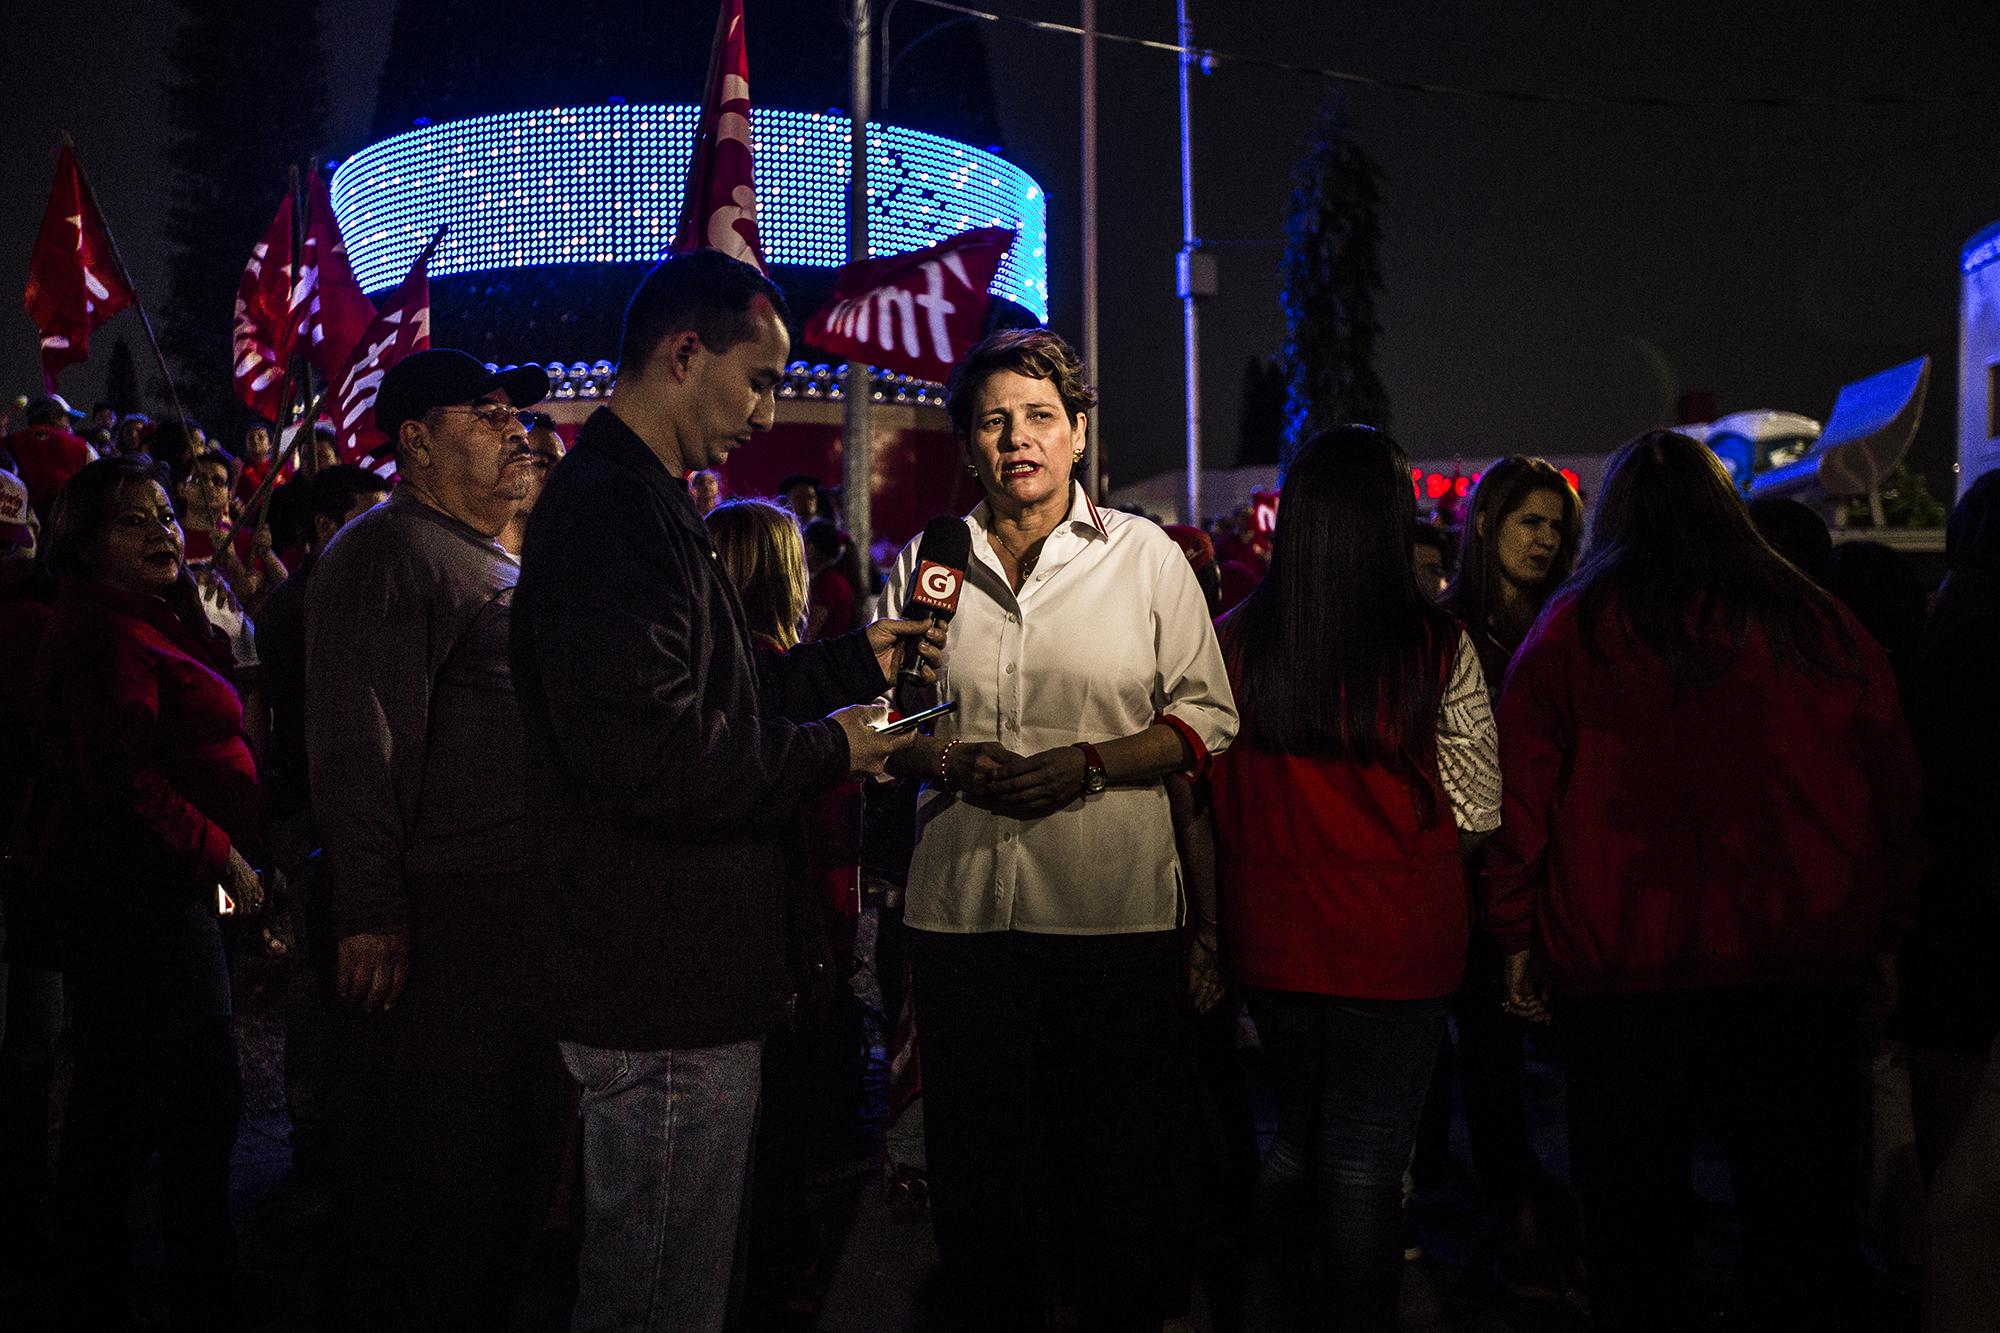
[1240,988,1451,1333]
[326,873,568,1333]
[1561,983,1865,1333]
[56,1002,240,1332]
[909,927,1196,1333]
[1414,931,1538,1200]
[0,960,64,1260]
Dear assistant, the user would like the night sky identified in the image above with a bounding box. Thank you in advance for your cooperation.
[9,0,1999,500]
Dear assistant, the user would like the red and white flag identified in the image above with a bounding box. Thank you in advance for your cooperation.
[672,0,764,270]
[805,227,1015,384]
[232,167,377,419]
[330,252,431,463]
[233,190,301,417]
[299,167,376,383]
[24,144,136,389]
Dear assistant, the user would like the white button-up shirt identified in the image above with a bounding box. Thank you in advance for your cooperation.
[882,483,1239,935]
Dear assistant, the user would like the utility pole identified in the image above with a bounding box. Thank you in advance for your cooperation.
[1081,0,1102,499]
[1175,0,1213,525]
[845,0,874,570]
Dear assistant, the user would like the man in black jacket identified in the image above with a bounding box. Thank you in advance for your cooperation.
[511,251,936,1333]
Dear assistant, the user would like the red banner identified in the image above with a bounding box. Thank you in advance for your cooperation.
[330,253,431,463]
[804,227,1015,385]
[300,167,376,383]
[671,0,764,270]
[24,144,136,389]
[233,167,377,420]
[233,190,300,418]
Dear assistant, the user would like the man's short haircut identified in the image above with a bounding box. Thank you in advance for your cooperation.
[309,463,390,529]
[778,473,821,497]
[617,250,791,376]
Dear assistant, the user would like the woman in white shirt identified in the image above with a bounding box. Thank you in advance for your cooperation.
[881,328,1238,1332]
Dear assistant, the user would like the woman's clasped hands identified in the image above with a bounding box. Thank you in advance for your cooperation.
[945,741,1090,819]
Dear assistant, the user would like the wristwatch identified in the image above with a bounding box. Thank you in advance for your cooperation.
[1074,741,1108,795]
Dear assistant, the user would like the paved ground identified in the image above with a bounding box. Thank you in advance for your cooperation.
[0,913,1922,1331]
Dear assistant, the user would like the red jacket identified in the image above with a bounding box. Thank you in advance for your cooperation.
[1485,593,1922,995]
[4,425,93,507]
[1210,639,1467,1000]
[32,578,260,900]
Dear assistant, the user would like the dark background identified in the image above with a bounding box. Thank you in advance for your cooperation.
[8,0,1999,499]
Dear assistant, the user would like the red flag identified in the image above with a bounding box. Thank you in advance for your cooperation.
[233,167,377,419]
[300,166,376,383]
[330,252,431,463]
[233,190,300,418]
[804,227,1016,384]
[24,144,137,389]
[672,0,765,270]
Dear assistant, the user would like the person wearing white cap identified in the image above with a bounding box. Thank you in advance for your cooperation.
[1,395,93,511]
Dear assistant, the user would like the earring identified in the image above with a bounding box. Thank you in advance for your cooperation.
[1072,448,1085,463]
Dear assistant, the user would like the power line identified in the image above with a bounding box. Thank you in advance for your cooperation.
[907,0,1998,112]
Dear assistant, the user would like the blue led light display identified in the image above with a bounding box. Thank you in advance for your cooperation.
[330,104,1050,320]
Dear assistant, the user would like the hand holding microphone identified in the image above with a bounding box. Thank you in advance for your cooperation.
[895,518,973,693]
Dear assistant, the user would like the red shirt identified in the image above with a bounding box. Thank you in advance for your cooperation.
[1485,593,1923,995]
[1210,638,1467,1000]
[809,566,857,641]
[4,425,93,507]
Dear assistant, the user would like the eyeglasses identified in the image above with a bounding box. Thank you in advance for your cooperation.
[433,403,535,432]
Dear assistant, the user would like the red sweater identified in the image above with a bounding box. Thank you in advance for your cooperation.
[32,578,261,895]
[1210,642,1467,1000]
[1485,593,1922,995]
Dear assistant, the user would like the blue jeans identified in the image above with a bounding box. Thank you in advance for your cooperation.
[1241,988,1451,1333]
[562,1037,764,1333]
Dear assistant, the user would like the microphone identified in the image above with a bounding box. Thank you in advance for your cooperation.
[898,517,972,691]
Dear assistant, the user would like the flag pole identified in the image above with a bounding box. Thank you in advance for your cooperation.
[60,133,197,438]
[844,0,874,575]
[242,379,330,530]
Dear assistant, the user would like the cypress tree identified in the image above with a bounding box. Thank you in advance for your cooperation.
[1279,102,1391,469]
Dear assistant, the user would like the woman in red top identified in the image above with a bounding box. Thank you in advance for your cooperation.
[1487,431,1922,1333]
[34,456,265,1332]
[1211,426,1501,1333]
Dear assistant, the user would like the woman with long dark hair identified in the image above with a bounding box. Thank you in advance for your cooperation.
[1211,425,1502,1331]
[1422,456,1581,1284]
[33,455,265,1331]
[1487,431,1922,1333]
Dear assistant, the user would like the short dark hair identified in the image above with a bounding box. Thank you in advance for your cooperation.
[309,464,391,530]
[617,250,791,376]
[945,328,1098,438]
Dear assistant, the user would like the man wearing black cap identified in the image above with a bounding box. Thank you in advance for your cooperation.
[304,350,566,1331]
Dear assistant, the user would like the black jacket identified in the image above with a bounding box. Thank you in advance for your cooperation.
[512,408,885,1049]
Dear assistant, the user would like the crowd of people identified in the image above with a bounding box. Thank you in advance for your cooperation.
[0,244,1995,1333]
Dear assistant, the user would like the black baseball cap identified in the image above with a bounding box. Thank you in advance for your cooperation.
[374,350,549,440]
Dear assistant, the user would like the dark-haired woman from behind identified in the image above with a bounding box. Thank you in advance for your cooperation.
[1210,425,1502,1332]
[33,455,266,1331]
[1419,456,1581,1285]
[1486,430,1922,1333]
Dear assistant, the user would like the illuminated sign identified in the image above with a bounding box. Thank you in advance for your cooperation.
[1411,467,1581,502]
[329,104,1050,320]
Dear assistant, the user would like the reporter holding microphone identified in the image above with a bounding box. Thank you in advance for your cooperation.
[881,329,1238,1332]
[510,253,939,1333]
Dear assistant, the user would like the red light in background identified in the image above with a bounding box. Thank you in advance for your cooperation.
[1426,473,1449,499]
[1453,476,1471,497]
